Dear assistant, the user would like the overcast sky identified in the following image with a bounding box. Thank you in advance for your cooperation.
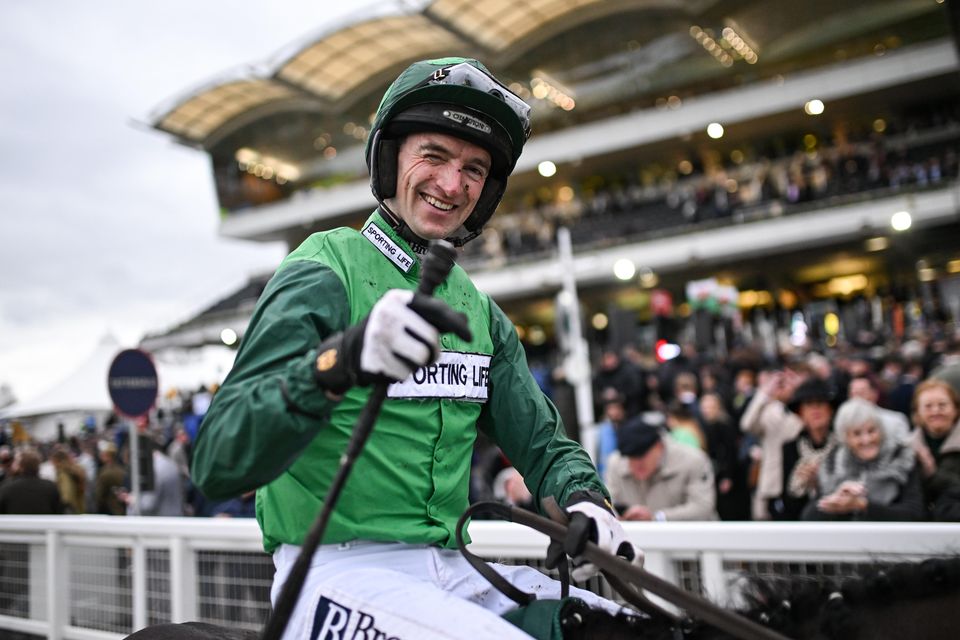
[0,1,390,402]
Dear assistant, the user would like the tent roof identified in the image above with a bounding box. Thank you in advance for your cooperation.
[0,335,120,420]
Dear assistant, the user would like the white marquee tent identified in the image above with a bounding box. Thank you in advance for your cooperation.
[1,335,236,442]
[0,334,120,441]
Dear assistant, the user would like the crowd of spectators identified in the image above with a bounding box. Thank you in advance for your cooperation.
[460,102,960,267]
[575,322,960,523]
[0,385,249,520]
[2,323,959,527]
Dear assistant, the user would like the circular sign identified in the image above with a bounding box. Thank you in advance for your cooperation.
[107,349,159,418]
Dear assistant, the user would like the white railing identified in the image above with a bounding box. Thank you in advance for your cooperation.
[1,516,958,639]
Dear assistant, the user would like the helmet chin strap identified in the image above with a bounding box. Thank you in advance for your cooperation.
[376,200,430,254]
[376,200,479,250]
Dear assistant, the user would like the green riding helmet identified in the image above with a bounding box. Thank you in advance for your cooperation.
[366,57,532,246]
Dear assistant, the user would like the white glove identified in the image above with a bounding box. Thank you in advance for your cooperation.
[313,288,470,394]
[565,500,641,581]
[359,289,439,380]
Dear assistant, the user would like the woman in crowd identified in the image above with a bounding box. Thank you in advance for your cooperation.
[699,392,751,520]
[910,378,960,520]
[739,367,805,520]
[774,377,838,520]
[802,397,924,521]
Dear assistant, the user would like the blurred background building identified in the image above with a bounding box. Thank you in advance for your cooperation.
[142,0,960,417]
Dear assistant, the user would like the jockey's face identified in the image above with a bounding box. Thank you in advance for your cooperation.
[386,132,490,240]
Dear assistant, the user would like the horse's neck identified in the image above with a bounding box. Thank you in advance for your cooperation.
[849,592,959,640]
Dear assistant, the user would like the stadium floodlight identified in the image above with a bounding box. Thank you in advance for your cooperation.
[613,258,636,281]
[804,99,825,115]
[538,160,557,177]
[220,328,238,346]
[891,210,912,231]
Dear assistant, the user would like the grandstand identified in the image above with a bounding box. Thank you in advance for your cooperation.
[142,0,960,373]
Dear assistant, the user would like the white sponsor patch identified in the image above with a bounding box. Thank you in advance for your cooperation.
[388,351,491,402]
[443,109,491,134]
[363,222,414,272]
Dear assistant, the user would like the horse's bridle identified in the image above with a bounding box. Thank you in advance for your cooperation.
[455,500,791,640]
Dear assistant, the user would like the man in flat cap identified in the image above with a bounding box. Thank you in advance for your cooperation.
[604,416,718,521]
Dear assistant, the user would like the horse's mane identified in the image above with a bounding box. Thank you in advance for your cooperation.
[729,556,960,636]
[561,556,960,640]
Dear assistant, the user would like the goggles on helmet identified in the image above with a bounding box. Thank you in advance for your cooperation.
[415,62,532,142]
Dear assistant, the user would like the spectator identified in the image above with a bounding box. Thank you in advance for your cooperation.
[604,416,717,521]
[0,449,63,514]
[211,490,257,519]
[0,445,13,484]
[72,437,98,513]
[739,367,805,519]
[665,401,706,450]
[672,371,700,413]
[469,443,511,506]
[885,356,924,418]
[50,446,87,514]
[807,351,847,404]
[698,365,731,408]
[166,427,193,514]
[124,446,184,516]
[166,426,191,482]
[699,392,751,520]
[802,398,924,521]
[492,467,535,512]
[596,390,628,477]
[909,378,960,521]
[593,347,646,418]
[94,441,126,515]
[848,375,911,440]
[778,378,839,520]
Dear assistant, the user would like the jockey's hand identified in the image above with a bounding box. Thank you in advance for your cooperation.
[564,495,641,582]
[314,289,470,394]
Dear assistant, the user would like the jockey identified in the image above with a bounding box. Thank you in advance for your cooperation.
[191,57,635,639]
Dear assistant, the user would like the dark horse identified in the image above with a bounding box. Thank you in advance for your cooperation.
[560,556,960,640]
[127,555,960,640]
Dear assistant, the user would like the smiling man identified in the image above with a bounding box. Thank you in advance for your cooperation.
[387,133,491,240]
[190,58,634,639]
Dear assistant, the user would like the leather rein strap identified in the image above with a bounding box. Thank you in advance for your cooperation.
[455,501,789,640]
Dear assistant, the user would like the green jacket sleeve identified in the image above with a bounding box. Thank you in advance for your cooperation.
[478,299,608,511]
[190,259,350,501]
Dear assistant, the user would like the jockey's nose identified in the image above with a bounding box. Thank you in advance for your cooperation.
[435,162,466,195]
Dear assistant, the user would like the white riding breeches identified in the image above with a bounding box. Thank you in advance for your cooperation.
[270,541,624,640]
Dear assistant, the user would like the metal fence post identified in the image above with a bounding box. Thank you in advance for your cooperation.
[701,551,729,605]
[132,538,147,632]
[169,536,197,622]
[45,530,62,640]
[641,551,680,615]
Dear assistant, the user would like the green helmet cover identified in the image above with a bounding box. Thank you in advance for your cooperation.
[366,57,531,245]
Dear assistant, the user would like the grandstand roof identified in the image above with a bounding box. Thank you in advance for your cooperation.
[152,0,947,150]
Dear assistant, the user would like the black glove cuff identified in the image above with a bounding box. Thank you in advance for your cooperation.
[313,325,362,394]
[564,490,615,516]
